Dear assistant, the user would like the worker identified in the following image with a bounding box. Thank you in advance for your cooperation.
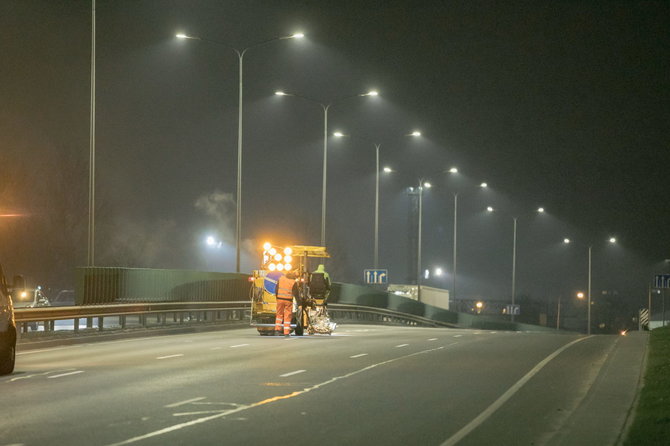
[275,270,299,337]
[309,264,331,305]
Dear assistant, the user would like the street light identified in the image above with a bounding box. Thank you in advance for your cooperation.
[274,90,379,247]
[487,206,546,321]
[564,236,617,334]
[411,180,431,302]
[177,31,304,273]
[446,170,489,303]
[333,130,420,269]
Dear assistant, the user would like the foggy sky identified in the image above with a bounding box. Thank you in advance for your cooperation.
[1,0,668,306]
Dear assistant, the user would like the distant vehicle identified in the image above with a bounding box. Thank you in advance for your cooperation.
[10,287,50,309]
[51,289,75,306]
[1,265,24,375]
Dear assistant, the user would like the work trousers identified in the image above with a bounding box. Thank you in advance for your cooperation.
[275,299,293,335]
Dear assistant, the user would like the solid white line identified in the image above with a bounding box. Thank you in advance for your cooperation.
[104,344,451,446]
[280,370,306,377]
[156,354,184,360]
[440,336,591,446]
[48,370,84,379]
[428,338,438,341]
[230,344,249,348]
[164,397,206,408]
[350,353,368,358]
[395,344,409,348]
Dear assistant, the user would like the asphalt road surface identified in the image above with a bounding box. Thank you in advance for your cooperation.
[1,325,647,446]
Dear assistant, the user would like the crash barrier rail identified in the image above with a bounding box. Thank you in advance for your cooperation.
[13,302,456,336]
[14,301,250,334]
[69,268,558,332]
[328,304,458,328]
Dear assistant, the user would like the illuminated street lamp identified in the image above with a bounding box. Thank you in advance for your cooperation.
[487,206,546,321]
[333,130,419,268]
[274,90,379,247]
[409,180,431,302]
[564,236,618,334]
[177,31,304,273]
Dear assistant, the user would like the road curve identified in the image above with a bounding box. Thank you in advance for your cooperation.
[1,325,647,446]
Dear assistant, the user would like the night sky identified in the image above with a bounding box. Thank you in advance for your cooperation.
[1,1,668,310]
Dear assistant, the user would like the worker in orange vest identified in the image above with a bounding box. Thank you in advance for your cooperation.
[275,271,299,337]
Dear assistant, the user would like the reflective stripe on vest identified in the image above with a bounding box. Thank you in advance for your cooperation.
[277,276,296,301]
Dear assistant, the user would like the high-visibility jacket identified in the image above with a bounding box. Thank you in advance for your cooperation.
[277,275,296,302]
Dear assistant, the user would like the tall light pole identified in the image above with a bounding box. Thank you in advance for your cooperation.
[487,206,546,322]
[448,171,488,303]
[564,236,617,334]
[274,90,378,247]
[332,130,420,268]
[412,180,431,302]
[177,31,304,273]
[87,0,96,266]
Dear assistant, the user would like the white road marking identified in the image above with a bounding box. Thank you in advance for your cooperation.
[428,338,438,341]
[48,370,84,379]
[395,344,409,348]
[164,397,206,408]
[105,344,453,446]
[210,347,223,350]
[440,336,591,446]
[453,334,463,338]
[6,369,75,382]
[280,370,306,377]
[173,410,229,417]
[17,345,83,355]
[156,354,184,360]
[350,353,368,358]
[230,344,249,348]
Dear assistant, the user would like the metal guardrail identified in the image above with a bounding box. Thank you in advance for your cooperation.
[329,304,458,328]
[14,302,455,335]
[14,302,250,334]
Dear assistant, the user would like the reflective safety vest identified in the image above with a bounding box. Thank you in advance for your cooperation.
[277,276,296,302]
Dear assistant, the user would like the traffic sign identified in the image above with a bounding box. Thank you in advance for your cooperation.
[506,304,520,316]
[364,269,388,285]
[655,274,670,289]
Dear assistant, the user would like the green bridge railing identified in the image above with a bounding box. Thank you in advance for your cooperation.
[75,267,558,332]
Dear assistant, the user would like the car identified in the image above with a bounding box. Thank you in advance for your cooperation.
[0,266,19,375]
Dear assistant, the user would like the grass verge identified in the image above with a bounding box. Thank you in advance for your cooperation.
[624,326,670,445]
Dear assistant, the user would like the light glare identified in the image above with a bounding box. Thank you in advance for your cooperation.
[291,33,305,39]
[411,131,421,137]
[449,167,458,173]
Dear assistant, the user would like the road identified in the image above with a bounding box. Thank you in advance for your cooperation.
[1,325,647,446]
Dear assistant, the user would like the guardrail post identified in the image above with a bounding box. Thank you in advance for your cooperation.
[86,318,93,329]
[98,317,104,332]
[74,318,79,332]
[120,315,126,329]
[179,313,184,324]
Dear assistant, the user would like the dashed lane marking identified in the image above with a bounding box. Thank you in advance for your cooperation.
[164,397,206,408]
[230,344,249,348]
[105,344,454,446]
[48,370,84,379]
[395,344,409,348]
[280,370,306,378]
[453,335,463,338]
[156,354,184,360]
[428,338,438,341]
[350,353,368,358]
